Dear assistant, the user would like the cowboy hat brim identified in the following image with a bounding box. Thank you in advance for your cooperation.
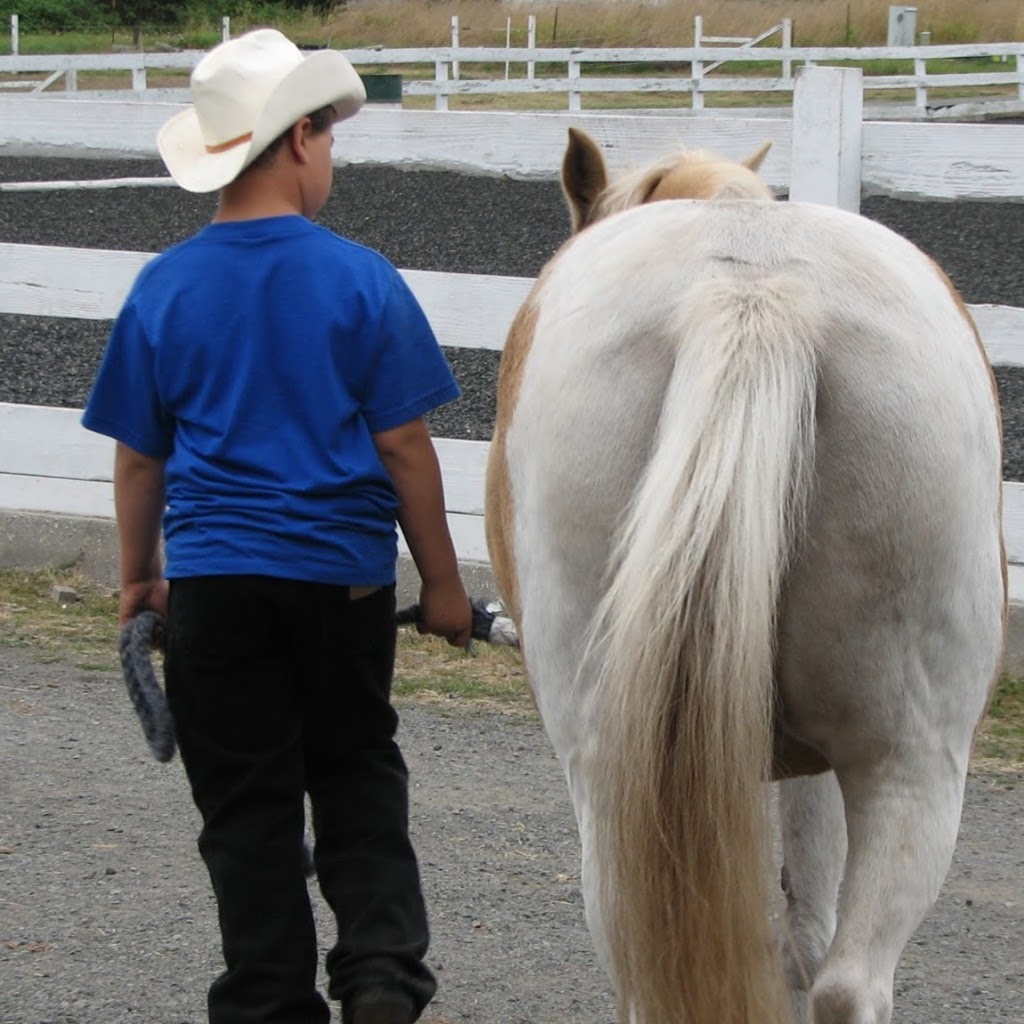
[157,48,366,194]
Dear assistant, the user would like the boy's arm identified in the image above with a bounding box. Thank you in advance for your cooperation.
[373,418,472,648]
[114,441,169,625]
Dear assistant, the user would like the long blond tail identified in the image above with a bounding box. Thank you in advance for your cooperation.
[590,274,819,1024]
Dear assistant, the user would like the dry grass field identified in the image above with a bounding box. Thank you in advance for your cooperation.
[317,0,1024,50]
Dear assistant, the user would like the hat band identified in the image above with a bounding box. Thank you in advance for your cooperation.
[205,131,254,154]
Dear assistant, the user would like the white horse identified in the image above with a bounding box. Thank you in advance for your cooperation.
[485,127,1006,1024]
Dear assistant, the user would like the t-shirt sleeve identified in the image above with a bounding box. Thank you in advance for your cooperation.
[81,300,174,458]
[360,271,461,434]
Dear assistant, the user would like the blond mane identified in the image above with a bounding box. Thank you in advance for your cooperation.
[561,127,774,233]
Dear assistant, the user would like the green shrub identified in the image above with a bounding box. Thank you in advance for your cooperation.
[0,0,107,32]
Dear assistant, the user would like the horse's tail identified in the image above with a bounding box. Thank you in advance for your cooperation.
[591,273,818,1024]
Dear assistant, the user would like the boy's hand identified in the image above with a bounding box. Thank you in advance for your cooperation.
[119,577,169,626]
[417,577,473,648]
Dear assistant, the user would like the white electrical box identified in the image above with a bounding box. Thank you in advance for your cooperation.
[888,6,918,46]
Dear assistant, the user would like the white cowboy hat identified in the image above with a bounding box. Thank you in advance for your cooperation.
[158,28,366,194]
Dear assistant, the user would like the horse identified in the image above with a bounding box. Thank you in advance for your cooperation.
[484,126,1006,1024]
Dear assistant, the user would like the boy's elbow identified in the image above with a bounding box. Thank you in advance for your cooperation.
[372,418,431,462]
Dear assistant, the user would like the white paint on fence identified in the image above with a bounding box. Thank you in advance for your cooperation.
[2,98,1022,201]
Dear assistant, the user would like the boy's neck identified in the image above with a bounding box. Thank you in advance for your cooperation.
[212,167,306,224]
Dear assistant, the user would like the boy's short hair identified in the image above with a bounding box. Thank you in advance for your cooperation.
[247,104,338,173]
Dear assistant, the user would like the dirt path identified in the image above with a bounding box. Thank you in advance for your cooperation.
[1,644,1021,1023]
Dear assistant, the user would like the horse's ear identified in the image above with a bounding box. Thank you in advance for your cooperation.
[743,141,772,173]
[561,127,608,233]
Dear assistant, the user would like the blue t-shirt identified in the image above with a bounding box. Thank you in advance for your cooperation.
[82,216,460,586]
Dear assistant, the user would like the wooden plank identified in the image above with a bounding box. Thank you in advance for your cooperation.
[862,120,1024,201]
[434,437,489,516]
[0,244,153,319]
[0,177,177,192]
[0,474,114,519]
[399,511,487,563]
[0,99,794,184]
[0,404,112,479]
[0,469,489,563]
[1002,481,1024,564]
[1008,563,1024,605]
[973,305,1024,368]
[5,98,1024,201]
[403,269,533,352]
[2,244,1021,365]
[0,244,533,351]
[0,404,492,519]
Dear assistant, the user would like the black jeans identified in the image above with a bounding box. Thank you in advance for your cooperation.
[164,576,436,1024]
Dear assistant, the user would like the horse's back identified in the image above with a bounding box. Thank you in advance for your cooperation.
[513,197,999,541]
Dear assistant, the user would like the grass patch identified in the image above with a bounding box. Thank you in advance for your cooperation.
[975,674,1024,769]
[0,567,529,711]
[0,566,121,669]
[3,568,1021,763]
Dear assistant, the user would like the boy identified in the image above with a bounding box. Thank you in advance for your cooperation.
[82,28,472,1024]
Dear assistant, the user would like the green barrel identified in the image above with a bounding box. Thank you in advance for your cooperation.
[360,74,403,104]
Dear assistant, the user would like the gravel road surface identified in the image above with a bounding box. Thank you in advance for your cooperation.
[1,643,1022,1024]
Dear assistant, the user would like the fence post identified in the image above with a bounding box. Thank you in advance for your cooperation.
[451,16,459,81]
[10,14,18,56]
[527,15,536,81]
[132,66,147,91]
[222,17,230,42]
[790,66,863,213]
[434,58,449,112]
[914,55,927,109]
[568,58,581,112]
[1019,54,1023,103]
[782,18,792,80]
[692,15,704,109]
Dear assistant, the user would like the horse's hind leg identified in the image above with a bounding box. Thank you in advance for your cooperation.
[807,746,972,1024]
[777,773,847,1024]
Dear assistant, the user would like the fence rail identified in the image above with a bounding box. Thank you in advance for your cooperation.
[1,42,1022,112]
[3,94,1024,201]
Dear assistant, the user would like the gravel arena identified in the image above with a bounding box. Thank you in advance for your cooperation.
[1,153,1023,1023]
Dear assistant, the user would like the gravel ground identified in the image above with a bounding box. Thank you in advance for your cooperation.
[2,155,1024,477]
[1,154,1023,1023]
[1,643,1022,1024]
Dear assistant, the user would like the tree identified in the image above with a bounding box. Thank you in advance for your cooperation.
[108,0,182,47]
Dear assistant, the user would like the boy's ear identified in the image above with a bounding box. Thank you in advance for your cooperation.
[288,118,312,164]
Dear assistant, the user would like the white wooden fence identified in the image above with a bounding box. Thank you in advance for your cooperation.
[1,41,1023,113]
[2,67,1024,597]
